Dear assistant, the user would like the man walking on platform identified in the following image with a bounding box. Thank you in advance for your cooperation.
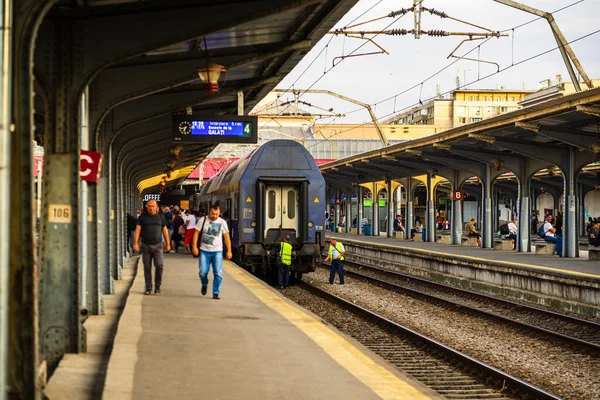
[192,204,232,300]
[133,199,170,295]
[277,235,294,290]
[324,238,345,285]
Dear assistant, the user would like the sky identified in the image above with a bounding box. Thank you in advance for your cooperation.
[275,0,600,125]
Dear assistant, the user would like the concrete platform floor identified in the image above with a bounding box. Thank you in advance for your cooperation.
[327,232,600,279]
[101,253,441,400]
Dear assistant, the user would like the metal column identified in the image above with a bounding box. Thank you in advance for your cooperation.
[109,147,119,280]
[38,22,85,371]
[564,147,578,258]
[450,172,462,245]
[387,180,394,238]
[97,173,112,295]
[426,173,435,242]
[578,183,585,237]
[372,183,378,236]
[10,1,52,395]
[517,174,532,253]
[79,88,89,312]
[482,166,493,248]
[357,186,363,235]
[406,178,414,241]
[451,198,463,245]
[334,189,340,234]
[0,0,12,397]
[345,195,351,233]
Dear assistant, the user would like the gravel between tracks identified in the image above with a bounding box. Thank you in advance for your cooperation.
[296,269,600,400]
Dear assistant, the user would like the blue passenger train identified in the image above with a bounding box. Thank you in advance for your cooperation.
[191,140,326,277]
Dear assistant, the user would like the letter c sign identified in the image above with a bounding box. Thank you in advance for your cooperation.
[80,150,103,183]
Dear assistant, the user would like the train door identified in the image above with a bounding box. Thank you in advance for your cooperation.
[265,185,299,239]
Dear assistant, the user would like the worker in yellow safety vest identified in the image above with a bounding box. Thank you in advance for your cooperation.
[278,235,294,290]
[324,238,345,285]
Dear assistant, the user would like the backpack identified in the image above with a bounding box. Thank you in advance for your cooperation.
[538,225,546,238]
[499,223,510,235]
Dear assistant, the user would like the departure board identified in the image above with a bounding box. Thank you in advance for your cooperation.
[173,115,258,144]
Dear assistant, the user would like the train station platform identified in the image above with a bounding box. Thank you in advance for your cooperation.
[96,253,441,400]
[326,232,600,279]
[325,232,600,317]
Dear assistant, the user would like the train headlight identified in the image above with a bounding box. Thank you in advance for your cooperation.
[308,221,314,228]
[250,221,256,227]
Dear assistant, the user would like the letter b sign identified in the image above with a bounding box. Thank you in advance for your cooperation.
[450,190,464,201]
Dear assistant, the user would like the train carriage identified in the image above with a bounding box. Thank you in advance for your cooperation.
[191,140,325,277]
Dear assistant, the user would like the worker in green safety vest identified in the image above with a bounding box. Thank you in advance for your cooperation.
[324,238,345,285]
[277,235,294,290]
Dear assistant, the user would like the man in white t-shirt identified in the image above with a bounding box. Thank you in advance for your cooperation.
[192,204,232,299]
[542,214,563,257]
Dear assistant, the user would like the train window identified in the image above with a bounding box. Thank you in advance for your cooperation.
[268,190,276,219]
[287,190,295,219]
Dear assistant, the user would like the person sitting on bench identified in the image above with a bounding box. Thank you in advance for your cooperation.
[465,218,481,246]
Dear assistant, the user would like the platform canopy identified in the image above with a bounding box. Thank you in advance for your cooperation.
[37,0,359,194]
[320,87,600,192]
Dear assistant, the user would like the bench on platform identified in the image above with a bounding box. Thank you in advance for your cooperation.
[589,247,600,261]
[437,234,451,244]
[494,239,514,251]
[413,232,423,242]
[534,240,556,256]
[349,228,357,234]
[461,236,478,247]
[394,231,405,239]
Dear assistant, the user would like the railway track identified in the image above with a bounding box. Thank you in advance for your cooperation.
[293,281,560,400]
[336,262,600,353]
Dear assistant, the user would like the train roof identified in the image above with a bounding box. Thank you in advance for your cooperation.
[201,140,317,194]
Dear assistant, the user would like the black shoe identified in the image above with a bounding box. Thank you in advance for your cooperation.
[213,294,220,300]
[201,286,207,296]
[155,288,161,294]
[144,290,151,295]
[340,282,345,285]
[279,286,284,290]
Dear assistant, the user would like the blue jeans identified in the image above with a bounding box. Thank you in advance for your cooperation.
[544,236,563,257]
[199,250,223,294]
[329,260,345,284]
[277,259,290,287]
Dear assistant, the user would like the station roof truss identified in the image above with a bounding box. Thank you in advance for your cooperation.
[48,0,359,195]
[320,87,600,191]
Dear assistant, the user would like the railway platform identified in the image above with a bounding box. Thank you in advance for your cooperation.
[325,233,600,317]
[49,253,441,400]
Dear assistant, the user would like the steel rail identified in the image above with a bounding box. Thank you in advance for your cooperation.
[299,281,561,400]
[336,261,600,353]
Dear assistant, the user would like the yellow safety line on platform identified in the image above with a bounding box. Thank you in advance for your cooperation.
[335,237,600,280]
[226,264,432,400]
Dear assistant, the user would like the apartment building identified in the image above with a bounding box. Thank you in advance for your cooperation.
[385,86,533,129]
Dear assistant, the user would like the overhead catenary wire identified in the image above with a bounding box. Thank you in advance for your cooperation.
[259,1,403,130]
[307,26,600,149]
[258,0,587,146]
[340,0,586,117]
[257,1,385,131]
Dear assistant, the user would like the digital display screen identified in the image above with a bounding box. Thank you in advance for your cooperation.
[173,115,258,144]
[189,120,252,137]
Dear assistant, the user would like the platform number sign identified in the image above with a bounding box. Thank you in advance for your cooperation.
[49,204,72,223]
[450,190,464,201]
